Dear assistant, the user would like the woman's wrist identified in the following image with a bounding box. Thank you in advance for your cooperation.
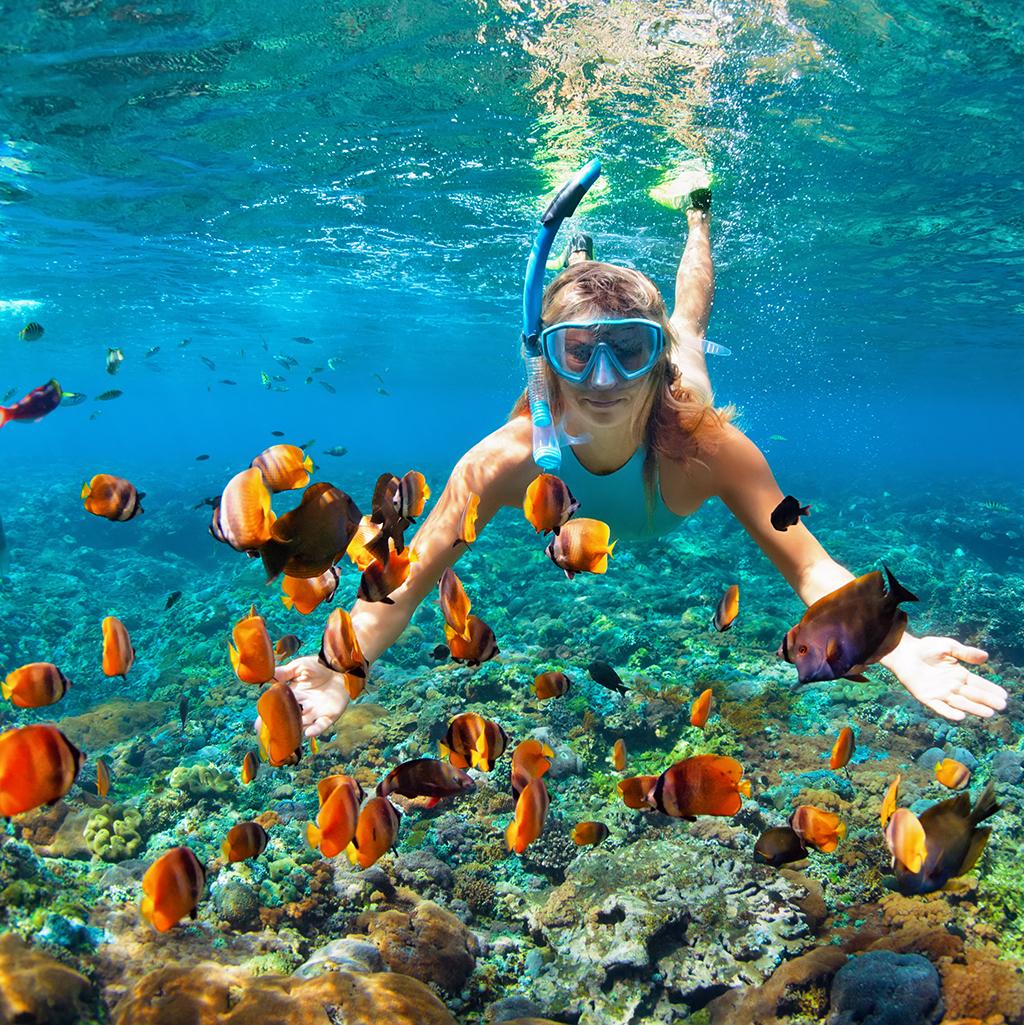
[880,632,920,679]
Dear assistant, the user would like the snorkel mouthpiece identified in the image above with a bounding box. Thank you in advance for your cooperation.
[522,158,603,472]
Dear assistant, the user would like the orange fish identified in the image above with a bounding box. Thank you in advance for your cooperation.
[241,750,259,785]
[394,470,431,520]
[618,775,658,810]
[649,755,750,818]
[830,726,855,770]
[343,672,366,700]
[140,847,205,932]
[281,567,341,615]
[510,739,554,800]
[789,805,846,853]
[935,758,971,790]
[438,567,472,640]
[0,725,84,816]
[307,775,364,857]
[102,616,135,678]
[257,682,303,766]
[571,821,609,847]
[2,662,71,708]
[533,671,571,700]
[319,608,369,678]
[251,444,313,492]
[884,807,927,874]
[444,615,499,667]
[346,795,401,869]
[880,774,901,828]
[506,778,549,854]
[210,467,276,552]
[453,492,480,547]
[713,584,740,632]
[221,821,270,863]
[346,516,390,572]
[274,634,301,661]
[545,517,616,579]
[82,474,144,521]
[523,473,580,535]
[439,713,508,772]
[96,758,111,798]
[612,738,627,772]
[357,544,418,604]
[229,606,275,685]
[690,688,713,728]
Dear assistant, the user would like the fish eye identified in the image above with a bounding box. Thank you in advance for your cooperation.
[798,645,808,656]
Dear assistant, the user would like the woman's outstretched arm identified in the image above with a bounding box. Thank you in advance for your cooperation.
[710,425,1009,721]
[668,206,715,402]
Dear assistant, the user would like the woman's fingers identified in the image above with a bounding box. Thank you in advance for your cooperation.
[274,661,299,683]
[960,672,1008,710]
[925,697,965,722]
[947,691,995,718]
[947,640,989,665]
[305,714,334,738]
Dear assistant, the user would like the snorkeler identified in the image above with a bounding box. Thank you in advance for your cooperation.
[271,161,1008,738]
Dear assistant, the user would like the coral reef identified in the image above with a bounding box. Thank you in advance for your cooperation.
[84,804,144,861]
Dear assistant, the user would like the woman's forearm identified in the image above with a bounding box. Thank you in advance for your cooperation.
[349,592,421,665]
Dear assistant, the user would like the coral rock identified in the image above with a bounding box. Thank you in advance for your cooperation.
[826,950,943,1025]
[939,947,1024,1025]
[0,934,94,1024]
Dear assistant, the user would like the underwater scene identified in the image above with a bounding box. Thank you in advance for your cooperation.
[1,1,1023,1023]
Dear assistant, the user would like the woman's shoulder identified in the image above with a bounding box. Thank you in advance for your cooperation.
[453,416,538,506]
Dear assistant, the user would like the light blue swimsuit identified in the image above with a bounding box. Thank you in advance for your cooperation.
[556,445,685,542]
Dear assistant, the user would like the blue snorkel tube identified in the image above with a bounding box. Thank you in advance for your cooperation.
[522,158,602,471]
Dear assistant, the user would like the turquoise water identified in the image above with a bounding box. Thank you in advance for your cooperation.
[1,2,1023,1023]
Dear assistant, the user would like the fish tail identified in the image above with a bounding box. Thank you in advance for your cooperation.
[800,504,811,516]
[228,643,240,673]
[438,741,451,760]
[0,407,8,429]
[80,481,91,499]
[281,595,294,610]
[971,780,1000,825]
[305,823,321,850]
[738,779,751,798]
[0,678,11,701]
[303,455,313,472]
[505,819,517,851]
[883,565,919,604]
[345,841,359,865]
[607,539,617,557]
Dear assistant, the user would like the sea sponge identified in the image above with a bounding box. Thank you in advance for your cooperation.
[84,804,143,862]
[168,762,234,799]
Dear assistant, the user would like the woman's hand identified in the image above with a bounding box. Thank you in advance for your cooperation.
[887,636,1008,721]
[254,655,352,738]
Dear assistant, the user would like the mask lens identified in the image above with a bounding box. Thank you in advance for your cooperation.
[597,323,658,373]
[543,320,663,380]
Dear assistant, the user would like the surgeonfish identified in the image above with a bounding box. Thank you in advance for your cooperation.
[789,805,846,853]
[453,491,480,547]
[0,724,84,817]
[545,517,616,579]
[778,566,918,684]
[346,795,401,869]
[2,662,71,708]
[394,470,431,520]
[588,660,629,695]
[357,544,418,604]
[102,616,135,678]
[506,778,549,854]
[649,755,750,819]
[140,847,205,932]
[712,584,739,632]
[830,726,855,770]
[523,473,580,535]
[690,688,713,728]
[510,739,554,801]
[770,495,810,532]
[880,774,901,828]
[935,758,971,790]
[754,826,808,867]
[887,782,1000,895]
[612,739,627,772]
[281,567,341,615]
[307,774,364,857]
[274,634,301,661]
[221,821,270,863]
[572,821,609,847]
[438,567,472,640]
[444,615,499,667]
[533,671,571,700]
[439,713,508,772]
[319,608,369,678]
[82,474,144,521]
[210,467,276,552]
[251,444,313,492]
[18,321,44,341]
[241,750,259,785]
[0,379,62,428]
[260,482,362,581]
[96,758,111,798]
[617,775,658,810]
[370,472,408,554]
[256,682,304,767]
[376,758,474,806]
[228,606,275,685]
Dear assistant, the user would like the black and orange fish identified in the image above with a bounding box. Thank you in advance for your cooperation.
[712,584,739,632]
[307,775,364,857]
[376,758,474,806]
[438,567,472,640]
[82,474,144,521]
[439,713,508,772]
[394,470,431,521]
[545,518,615,579]
[357,544,418,604]
[319,608,369,678]
[102,616,135,678]
[510,739,553,801]
[506,778,549,854]
[2,662,71,708]
[222,821,270,863]
[346,795,401,869]
[533,671,571,700]
[444,615,499,667]
[140,847,205,932]
[648,755,750,819]
[523,473,579,535]
[0,724,84,816]
[251,444,313,492]
[210,467,275,552]
[229,606,275,684]
[257,682,303,767]
[281,567,340,615]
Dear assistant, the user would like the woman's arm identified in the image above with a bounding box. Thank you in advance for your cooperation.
[276,419,537,737]
[710,425,1008,720]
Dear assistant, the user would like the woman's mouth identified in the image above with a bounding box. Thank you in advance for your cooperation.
[584,396,623,409]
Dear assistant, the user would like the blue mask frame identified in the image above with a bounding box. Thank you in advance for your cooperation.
[540,318,665,384]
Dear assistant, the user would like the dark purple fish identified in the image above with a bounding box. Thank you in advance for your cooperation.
[754,826,808,867]
[370,472,408,558]
[770,495,810,532]
[778,566,917,684]
[0,379,62,428]
[376,758,475,805]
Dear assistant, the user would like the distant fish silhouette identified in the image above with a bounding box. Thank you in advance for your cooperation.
[200,356,216,371]
[293,336,314,344]
[165,590,182,610]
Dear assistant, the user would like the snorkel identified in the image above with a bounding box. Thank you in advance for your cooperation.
[522,158,602,471]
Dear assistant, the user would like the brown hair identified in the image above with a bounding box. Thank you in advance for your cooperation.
[509,261,733,516]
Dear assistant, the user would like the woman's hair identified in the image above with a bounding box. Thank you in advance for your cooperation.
[509,261,734,516]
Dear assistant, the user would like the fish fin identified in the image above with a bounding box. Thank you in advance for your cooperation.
[345,841,359,864]
[438,741,450,760]
[958,827,992,875]
[229,643,240,673]
[825,637,842,666]
[380,596,395,605]
[422,797,441,809]
[80,482,92,499]
[971,780,1000,825]
[800,505,811,516]
[0,679,11,701]
[607,539,617,557]
[738,779,751,798]
[883,565,919,604]
[563,569,575,581]
[844,673,869,683]
[303,455,313,471]
[505,819,517,851]
[305,823,321,850]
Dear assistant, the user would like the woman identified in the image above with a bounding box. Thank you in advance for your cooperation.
[276,192,1008,736]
